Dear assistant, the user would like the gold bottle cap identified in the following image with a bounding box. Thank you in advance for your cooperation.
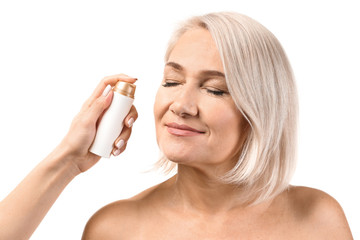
[113,81,136,98]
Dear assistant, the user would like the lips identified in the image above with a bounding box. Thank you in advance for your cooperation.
[166,122,205,136]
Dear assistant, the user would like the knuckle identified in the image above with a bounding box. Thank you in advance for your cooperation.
[128,106,138,119]
[121,127,132,137]
[132,106,139,116]
[100,76,112,86]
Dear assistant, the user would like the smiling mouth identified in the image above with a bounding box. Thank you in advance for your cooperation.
[166,122,205,136]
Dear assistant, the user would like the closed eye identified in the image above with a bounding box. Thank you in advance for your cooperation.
[206,89,226,96]
[162,81,180,87]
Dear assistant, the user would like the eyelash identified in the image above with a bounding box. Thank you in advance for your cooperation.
[206,89,226,96]
[162,81,226,96]
[162,82,179,87]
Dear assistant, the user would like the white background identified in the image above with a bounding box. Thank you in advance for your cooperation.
[0,0,359,238]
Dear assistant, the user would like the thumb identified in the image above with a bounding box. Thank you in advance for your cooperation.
[88,85,113,121]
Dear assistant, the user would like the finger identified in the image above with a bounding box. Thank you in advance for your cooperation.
[123,105,138,128]
[112,141,128,156]
[115,127,132,147]
[88,74,137,105]
[86,88,114,123]
[111,126,132,155]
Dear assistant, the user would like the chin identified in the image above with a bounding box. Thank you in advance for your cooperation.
[161,147,196,163]
[158,136,211,165]
[162,149,189,163]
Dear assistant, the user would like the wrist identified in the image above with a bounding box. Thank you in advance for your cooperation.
[44,143,82,179]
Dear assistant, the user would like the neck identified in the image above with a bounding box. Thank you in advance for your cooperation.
[170,164,247,214]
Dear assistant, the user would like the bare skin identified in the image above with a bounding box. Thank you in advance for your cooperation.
[0,24,352,239]
[82,29,353,239]
[0,74,138,240]
[82,174,352,239]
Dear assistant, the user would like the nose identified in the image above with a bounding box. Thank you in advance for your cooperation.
[169,85,199,118]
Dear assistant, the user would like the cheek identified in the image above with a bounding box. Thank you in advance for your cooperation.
[207,102,242,131]
[206,103,244,148]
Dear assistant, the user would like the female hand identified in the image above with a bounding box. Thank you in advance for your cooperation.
[58,74,138,173]
[0,74,138,240]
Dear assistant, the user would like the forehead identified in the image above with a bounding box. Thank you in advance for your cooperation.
[167,29,224,74]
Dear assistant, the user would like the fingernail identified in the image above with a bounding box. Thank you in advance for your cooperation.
[113,148,121,156]
[102,85,112,96]
[116,139,124,149]
[127,118,134,128]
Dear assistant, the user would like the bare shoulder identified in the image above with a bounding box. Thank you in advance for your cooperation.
[286,186,353,239]
[81,184,161,240]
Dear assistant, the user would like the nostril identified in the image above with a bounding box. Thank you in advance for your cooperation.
[169,91,199,117]
[169,103,198,118]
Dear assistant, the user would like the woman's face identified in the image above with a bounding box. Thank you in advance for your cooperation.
[154,28,245,171]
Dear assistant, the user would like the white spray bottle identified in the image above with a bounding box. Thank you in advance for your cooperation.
[89,81,136,158]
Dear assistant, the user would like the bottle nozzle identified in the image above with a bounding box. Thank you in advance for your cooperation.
[113,81,136,98]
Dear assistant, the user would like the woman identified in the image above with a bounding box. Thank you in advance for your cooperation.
[0,12,352,239]
[82,12,352,239]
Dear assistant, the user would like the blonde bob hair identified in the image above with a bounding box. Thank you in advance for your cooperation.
[157,12,298,205]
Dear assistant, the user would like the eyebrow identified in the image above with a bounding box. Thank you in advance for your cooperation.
[165,61,226,79]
